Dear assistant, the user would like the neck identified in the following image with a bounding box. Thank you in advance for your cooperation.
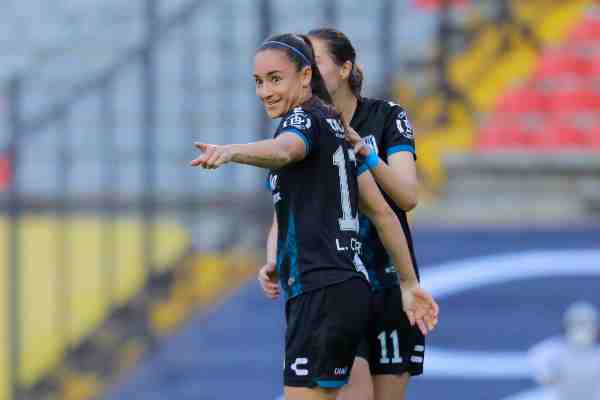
[292,89,312,110]
[333,87,358,124]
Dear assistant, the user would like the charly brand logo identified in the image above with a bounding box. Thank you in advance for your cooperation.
[291,357,308,376]
[420,249,600,400]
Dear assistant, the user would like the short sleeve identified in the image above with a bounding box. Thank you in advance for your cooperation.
[381,105,416,160]
[276,107,318,155]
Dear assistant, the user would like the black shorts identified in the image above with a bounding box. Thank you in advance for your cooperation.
[284,277,371,389]
[356,285,425,376]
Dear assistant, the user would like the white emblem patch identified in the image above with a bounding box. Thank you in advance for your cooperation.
[396,111,414,140]
[283,109,312,131]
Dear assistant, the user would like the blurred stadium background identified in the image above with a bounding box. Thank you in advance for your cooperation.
[0,0,599,399]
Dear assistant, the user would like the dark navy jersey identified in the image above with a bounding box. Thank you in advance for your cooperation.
[267,97,368,300]
[351,97,420,291]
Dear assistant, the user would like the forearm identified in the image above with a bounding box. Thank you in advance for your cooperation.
[369,161,418,211]
[230,140,294,169]
[266,221,278,264]
[371,212,418,285]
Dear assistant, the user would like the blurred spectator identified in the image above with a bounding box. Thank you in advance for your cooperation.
[528,302,600,400]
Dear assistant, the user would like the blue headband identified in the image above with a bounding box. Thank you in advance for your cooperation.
[262,41,311,66]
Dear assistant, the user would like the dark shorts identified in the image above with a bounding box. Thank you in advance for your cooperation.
[284,278,371,389]
[356,285,425,376]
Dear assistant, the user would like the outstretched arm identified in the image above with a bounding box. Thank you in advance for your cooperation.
[190,132,307,170]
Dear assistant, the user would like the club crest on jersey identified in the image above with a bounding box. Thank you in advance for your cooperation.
[363,135,379,155]
[396,111,414,140]
[283,108,311,131]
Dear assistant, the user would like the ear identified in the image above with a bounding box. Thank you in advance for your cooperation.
[300,65,312,88]
[340,61,353,81]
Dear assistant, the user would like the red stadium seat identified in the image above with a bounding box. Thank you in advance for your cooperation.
[534,51,584,80]
[495,87,550,113]
[548,87,600,112]
[546,113,600,149]
[569,18,600,42]
[0,156,11,191]
[412,0,469,10]
[477,13,600,153]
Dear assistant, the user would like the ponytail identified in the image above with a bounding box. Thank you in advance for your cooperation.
[308,28,364,98]
[348,63,364,98]
[298,34,334,105]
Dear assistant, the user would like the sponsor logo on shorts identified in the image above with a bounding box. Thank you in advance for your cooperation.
[334,366,349,376]
[291,357,308,376]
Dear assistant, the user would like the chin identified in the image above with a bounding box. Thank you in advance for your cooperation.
[265,107,284,119]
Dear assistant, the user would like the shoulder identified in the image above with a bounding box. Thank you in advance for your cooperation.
[361,97,407,120]
[281,106,316,131]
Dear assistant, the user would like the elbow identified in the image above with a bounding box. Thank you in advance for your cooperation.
[403,193,418,211]
[397,183,419,212]
[278,151,294,166]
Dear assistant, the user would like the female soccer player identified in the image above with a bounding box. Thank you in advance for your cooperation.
[312,28,423,400]
[260,28,425,400]
[191,33,437,400]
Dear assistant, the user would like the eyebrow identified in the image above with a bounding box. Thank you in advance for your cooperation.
[253,70,283,78]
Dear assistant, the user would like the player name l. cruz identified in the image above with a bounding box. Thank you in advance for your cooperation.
[336,237,362,254]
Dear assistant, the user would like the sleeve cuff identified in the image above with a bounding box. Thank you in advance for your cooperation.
[387,144,415,156]
[279,128,311,154]
[357,162,369,176]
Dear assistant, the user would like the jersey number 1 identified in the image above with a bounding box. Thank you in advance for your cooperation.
[333,146,359,233]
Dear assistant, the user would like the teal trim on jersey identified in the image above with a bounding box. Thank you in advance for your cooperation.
[315,379,347,389]
[280,127,311,155]
[387,144,415,155]
[357,162,369,176]
[276,209,302,299]
[287,210,302,298]
[358,214,382,291]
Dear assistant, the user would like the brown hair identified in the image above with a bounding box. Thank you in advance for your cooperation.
[308,28,364,98]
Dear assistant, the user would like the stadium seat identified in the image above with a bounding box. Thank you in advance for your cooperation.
[495,87,550,113]
[548,88,600,112]
[569,18,600,42]
[477,7,600,153]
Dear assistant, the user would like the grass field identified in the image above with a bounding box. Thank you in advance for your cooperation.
[0,214,190,397]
